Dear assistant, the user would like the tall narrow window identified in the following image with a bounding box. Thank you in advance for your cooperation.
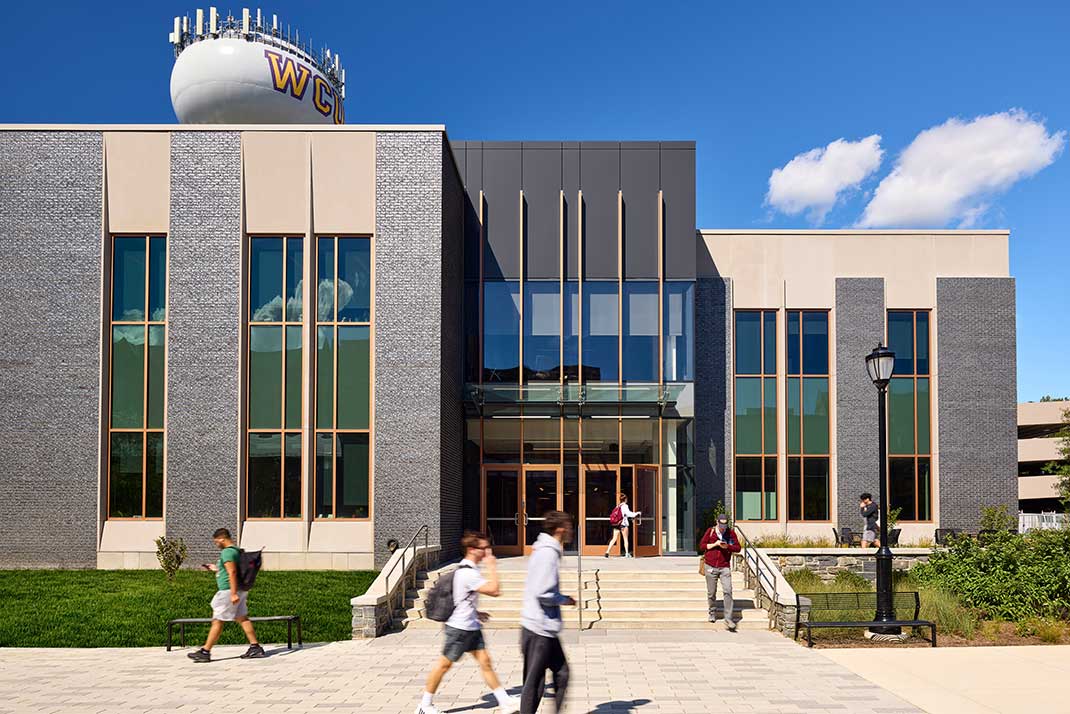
[733,310,777,520]
[582,281,618,382]
[523,280,560,381]
[664,281,695,382]
[887,310,931,521]
[786,310,830,521]
[315,236,372,519]
[622,281,659,382]
[108,235,166,519]
[247,237,303,519]
[483,280,520,383]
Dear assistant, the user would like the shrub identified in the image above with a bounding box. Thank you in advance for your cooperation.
[155,536,187,582]
[1018,618,1066,644]
[832,570,870,590]
[784,568,823,590]
[751,535,835,548]
[911,527,1070,622]
[979,504,1016,532]
[886,507,902,530]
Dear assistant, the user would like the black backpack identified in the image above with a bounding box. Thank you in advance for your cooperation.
[236,549,263,591]
[424,564,473,622]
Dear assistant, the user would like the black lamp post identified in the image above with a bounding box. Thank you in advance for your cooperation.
[865,342,901,635]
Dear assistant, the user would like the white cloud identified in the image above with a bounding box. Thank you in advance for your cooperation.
[859,110,1065,228]
[766,135,884,223]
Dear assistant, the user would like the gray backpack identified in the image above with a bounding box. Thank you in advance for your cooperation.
[425,564,473,622]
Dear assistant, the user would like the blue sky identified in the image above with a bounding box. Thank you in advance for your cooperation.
[3,1,1067,401]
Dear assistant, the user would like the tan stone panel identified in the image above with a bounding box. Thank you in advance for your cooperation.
[240,520,305,552]
[307,520,373,553]
[98,519,165,552]
[1019,475,1060,500]
[242,132,310,233]
[1019,438,1061,462]
[104,132,170,233]
[312,132,376,234]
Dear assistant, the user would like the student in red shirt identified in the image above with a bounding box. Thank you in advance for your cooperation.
[698,515,741,631]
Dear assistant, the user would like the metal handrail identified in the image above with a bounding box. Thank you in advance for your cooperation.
[383,524,430,621]
[734,526,778,628]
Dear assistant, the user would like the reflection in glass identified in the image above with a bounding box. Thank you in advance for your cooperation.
[734,378,762,454]
[486,469,519,547]
[916,312,930,375]
[787,377,800,453]
[787,312,800,374]
[337,326,370,429]
[482,416,521,463]
[917,377,930,454]
[763,377,777,453]
[337,237,371,323]
[918,457,931,521]
[285,326,302,429]
[584,469,616,545]
[148,236,166,321]
[735,456,762,521]
[483,281,520,382]
[317,237,335,321]
[563,465,579,552]
[316,327,334,428]
[764,457,778,519]
[523,417,560,464]
[664,282,694,382]
[621,418,658,464]
[465,282,480,382]
[525,470,559,545]
[563,282,580,381]
[581,417,619,464]
[336,432,370,518]
[284,433,302,518]
[147,326,165,430]
[315,433,334,518]
[623,282,658,382]
[248,433,281,518]
[113,237,146,321]
[583,282,618,382]
[524,281,560,381]
[145,432,164,518]
[109,432,142,517]
[250,238,283,321]
[802,377,829,454]
[802,312,828,375]
[735,312,761,375]
[249,326,282,429]
[888,378,915,454]
[111,326,145,428]
[888,311,914,376]
[889,457,916,521]
[286,237,303,321]
[802,457,829,520]
[763,311,776,375]
[787,457,801,521]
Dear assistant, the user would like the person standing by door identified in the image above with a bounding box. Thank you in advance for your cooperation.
[520,511,575,714]
[699,515,741,630]
[604,492,641,558]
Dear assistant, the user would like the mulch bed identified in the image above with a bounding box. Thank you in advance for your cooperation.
[799,622,1062,648]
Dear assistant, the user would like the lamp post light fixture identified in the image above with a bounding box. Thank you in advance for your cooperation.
[865,342,901,635]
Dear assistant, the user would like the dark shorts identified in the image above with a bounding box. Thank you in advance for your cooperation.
[442,625,485,662]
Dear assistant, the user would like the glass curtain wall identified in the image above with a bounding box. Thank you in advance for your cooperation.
[786,311,830,521]
[108,235,166,519]
[734,310,777,520]
[247,237,303,519]
[887,310,932,521]
[315,237,372,519]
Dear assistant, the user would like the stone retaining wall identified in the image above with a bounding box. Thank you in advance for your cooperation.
[764,548,932,584]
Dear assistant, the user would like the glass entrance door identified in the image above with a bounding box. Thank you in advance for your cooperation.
[523,467,560,553]
[484,467,521,556]
[581,466,618,555]
[634,466,660,556]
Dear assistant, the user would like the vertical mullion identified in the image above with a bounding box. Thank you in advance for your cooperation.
[519,191,524,388]
[141,236,150,518]
[333,237,339,519]
[577,191,583,387]
[617,190,622,395]
[559,191,564,387]
[479,192,485,388]
[280,238,287,518]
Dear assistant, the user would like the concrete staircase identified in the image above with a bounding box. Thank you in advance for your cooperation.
[397,565,770,631]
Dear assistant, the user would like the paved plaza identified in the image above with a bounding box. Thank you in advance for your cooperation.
[0,628,921,714]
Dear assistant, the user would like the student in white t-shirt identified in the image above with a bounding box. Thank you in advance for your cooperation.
[415,531,519,714]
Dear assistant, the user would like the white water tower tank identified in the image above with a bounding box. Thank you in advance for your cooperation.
[169,7,345,124]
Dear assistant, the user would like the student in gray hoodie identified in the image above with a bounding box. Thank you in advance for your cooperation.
[520,511,576,714]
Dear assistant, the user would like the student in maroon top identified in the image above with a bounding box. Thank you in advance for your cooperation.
[698,515,742,630]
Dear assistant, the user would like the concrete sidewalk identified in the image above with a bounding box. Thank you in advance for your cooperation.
[0,628,920,713]
[820,644,1069,714]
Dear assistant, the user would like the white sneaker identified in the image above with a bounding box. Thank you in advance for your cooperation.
[414,704,440,714]
[497,696,521,713]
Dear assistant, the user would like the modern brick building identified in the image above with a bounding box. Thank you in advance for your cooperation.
[0,125,1018,569]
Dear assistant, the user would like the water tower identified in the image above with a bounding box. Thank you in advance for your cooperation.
[169,7,345,124]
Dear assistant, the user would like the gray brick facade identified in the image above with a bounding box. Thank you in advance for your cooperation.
[166,132,243,563]
[0,132,103,567]
[695,277,732,519]
[937,278,1018,530]
[373,132,456,567]
[834,278,885,530]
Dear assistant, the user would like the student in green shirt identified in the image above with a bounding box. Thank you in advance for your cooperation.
[187,528,264,662]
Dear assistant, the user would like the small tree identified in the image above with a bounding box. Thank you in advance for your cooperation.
[886,506,902,530]
[1039,405,1070,513]
[980,504,1017,532]
[155,536,188,581]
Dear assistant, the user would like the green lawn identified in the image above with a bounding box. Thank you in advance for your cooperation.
[0,569,376,647]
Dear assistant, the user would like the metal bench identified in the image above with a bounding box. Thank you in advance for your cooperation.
[166,615,302,652]
[794,591,936,648]
[934,528,963,545]
[832,527,861,547]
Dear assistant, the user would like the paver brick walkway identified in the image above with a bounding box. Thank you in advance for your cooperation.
[0,629,920,713]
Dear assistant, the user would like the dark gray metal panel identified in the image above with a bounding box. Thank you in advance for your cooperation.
[440,141,465,562]
[937,278,1018,531]
[0,131,102,567]
[621,147,660,279]
[835,278,885,531]
[522,146,562,279]
[482,147,521,280]
[463,144,482,281]
[168,131,242,564]
[580,147,620,280]
[661,147,696,279]
[563,147,580,280]
[450,141,466,188]
[695,277,731,516]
